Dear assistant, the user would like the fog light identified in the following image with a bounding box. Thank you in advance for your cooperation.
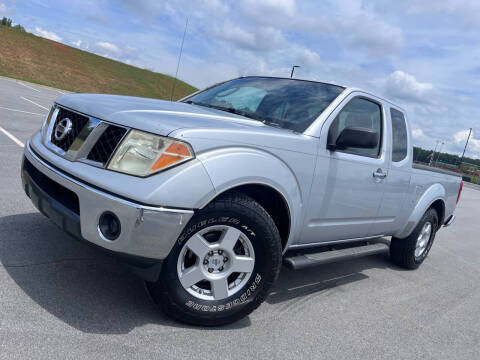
[98,212,121,241]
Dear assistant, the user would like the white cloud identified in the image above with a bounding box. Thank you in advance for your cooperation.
[33,27,62,42]
[240,0,296,19]
[209,23,285,52]
[201,0,228,13]
[333,1,404,55]
[385,71,435,103]
[0,3,6,14]
[96,41,120,54]
[454,129,480,153]
[412,128,426,140]
[407,0,480,24]
[72,40,82,47]
[294,48,321,71]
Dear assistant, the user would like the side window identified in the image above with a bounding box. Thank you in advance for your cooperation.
[390,108,408,162]
[328,97,382,158]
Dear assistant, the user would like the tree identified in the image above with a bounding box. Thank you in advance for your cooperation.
[413,145,480,167]
[1,18,25,31]
[1,17,13,27]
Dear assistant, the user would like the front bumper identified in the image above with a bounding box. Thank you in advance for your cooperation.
[22,141,194,263]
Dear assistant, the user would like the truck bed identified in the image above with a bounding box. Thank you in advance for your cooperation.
[413,163,461,178]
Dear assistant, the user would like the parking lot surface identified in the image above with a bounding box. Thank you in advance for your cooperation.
[0,77,479,359]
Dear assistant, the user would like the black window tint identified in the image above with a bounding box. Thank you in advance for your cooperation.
[390,108,408,162]
[328,97,382,158]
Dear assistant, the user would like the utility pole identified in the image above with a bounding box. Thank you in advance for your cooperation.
[430,140,440,166]
[435,141,444,166]
[170,17,189,101]
[290,65,300,78]
[459,128,473,166]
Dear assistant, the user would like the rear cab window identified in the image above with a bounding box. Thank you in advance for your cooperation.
[390,108,408,162]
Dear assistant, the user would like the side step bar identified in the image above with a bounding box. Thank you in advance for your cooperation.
[283,243,389,270]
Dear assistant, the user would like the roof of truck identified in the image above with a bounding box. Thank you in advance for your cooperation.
[238,75,406,113]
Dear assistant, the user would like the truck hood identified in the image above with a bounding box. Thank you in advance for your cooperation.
[56,93,265,136]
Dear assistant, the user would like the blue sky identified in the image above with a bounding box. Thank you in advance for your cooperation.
[2,0,480,158]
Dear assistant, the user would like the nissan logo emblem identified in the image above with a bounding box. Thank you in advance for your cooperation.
[54,118,73,141]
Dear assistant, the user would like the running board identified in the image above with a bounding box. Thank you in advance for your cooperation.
[283,243,389,270]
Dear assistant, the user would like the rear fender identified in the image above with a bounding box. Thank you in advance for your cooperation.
[394,183,446,239]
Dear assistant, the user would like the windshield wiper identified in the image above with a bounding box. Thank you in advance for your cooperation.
[184,101,283,128]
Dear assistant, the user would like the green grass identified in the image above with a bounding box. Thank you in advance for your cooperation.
[0,26,197,99]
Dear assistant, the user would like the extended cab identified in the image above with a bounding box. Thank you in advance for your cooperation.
[21,76,462,326]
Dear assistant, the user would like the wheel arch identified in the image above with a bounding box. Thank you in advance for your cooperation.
[201,183,292,251]
[394,183,446,239]
[196,146,304,252]
[429,199,445,228]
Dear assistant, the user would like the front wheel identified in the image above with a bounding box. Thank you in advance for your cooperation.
[147,192,282,326]
[390,208,439,269]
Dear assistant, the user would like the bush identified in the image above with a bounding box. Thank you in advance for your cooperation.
[12,24,25,32]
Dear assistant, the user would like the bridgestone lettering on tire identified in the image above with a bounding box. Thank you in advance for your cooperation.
[147,191,282,326]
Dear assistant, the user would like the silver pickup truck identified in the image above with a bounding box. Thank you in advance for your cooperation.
[22,76,462,326]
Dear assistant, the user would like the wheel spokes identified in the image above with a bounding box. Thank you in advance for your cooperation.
[219,227,242,251]
[177,224,256,301]
[186,233,211,258]
[424,223,432,235]
[179,265,205,288]
[231,256,255,273]
[211,277,229,300]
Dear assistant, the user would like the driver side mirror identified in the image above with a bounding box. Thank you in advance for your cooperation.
[327,126,378,151]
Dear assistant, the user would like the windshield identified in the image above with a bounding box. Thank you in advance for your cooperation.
[182,77,345,132]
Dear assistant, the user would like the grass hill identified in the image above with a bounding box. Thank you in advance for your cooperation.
[0,26,197,99]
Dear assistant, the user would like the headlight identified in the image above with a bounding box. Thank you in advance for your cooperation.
[107,130,194,177]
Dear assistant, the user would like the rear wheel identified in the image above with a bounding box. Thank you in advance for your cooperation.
[390,208,439,269]
[147,192,282,326]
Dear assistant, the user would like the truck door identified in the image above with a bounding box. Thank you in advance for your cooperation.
[372,107,411,235]
[299,94,389,244]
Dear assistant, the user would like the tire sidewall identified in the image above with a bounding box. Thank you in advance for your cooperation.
[159,206,280,322]
[413,209,438,264]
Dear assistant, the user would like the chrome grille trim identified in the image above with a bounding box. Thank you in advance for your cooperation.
[43,105,130,168]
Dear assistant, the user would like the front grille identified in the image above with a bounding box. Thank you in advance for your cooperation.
[23,157,80,215]
[87,125,127,165]
[45,105,130,168]
[50,107,89,152]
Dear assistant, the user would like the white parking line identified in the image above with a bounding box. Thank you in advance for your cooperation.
[0,126,25,147]
[18,81,41,92]
[0,106,43,116]
[20,96,49,111]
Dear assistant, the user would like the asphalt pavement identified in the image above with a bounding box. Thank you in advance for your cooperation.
[0,77,479,359]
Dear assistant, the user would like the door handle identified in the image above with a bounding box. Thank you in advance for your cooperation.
[373,168,387,179]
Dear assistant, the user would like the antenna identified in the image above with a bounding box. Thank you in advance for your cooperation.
[170,17,189,101]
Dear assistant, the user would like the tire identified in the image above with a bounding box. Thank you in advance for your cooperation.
[147,191,282,326]
[390,208,439,270]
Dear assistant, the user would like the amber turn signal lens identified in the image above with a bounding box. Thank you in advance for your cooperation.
[150,141,193,172]
[151,154,183,171]
[165,142,191,156]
